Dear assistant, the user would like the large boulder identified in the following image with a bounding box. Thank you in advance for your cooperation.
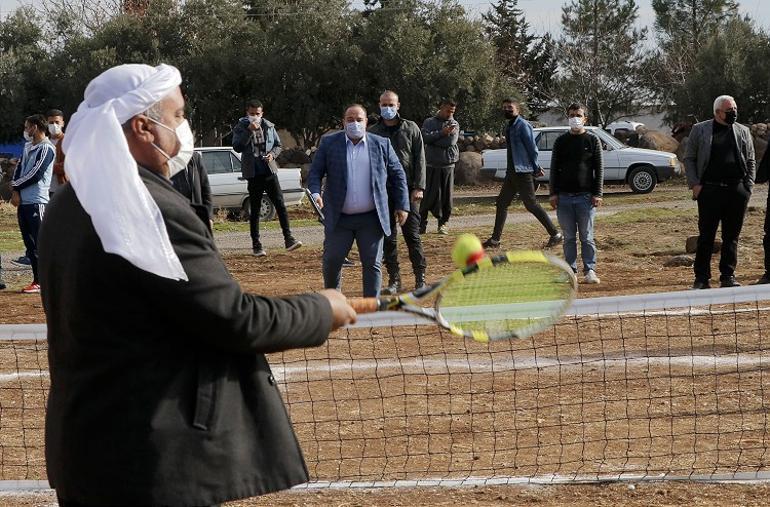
[455,152,483,186]
[637,129,679,153]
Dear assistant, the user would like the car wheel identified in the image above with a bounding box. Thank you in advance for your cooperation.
[628,166,657,194]
[240,197,277,221]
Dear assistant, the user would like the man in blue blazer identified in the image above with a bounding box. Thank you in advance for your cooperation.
[308,104,410,297]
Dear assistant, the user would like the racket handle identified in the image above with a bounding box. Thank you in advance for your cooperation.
[348,297,380,314]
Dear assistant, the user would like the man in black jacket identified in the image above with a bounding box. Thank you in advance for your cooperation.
[368,90,427,293]
[39,63,356,507]
[548,103,603,284]
[232,99,301,257]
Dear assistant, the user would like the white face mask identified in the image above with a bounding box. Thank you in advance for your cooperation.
[345,121,366,140]
[380,106,398,121]
[23,130,32,142]
[150,118,195,178]
[48,123,63,136]
[569,116,585,130]
[248,114,262,124]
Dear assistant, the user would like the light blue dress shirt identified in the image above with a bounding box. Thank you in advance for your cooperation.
[341,135,375,214]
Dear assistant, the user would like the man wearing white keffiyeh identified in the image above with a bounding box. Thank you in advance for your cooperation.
[38,63,356,507]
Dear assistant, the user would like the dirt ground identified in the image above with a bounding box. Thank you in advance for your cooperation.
[4,184,770,505]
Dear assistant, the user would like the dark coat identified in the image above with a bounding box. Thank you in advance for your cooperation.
[306,131,409,237]
[368,117,427,191]
[39,167,333,506]
[171,151,213,220]
[232,117,282,178]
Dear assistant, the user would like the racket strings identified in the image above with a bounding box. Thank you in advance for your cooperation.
[437,261,574,340]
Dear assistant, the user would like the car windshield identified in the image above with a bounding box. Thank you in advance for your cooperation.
[593,129,627,149]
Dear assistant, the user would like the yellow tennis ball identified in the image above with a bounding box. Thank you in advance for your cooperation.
[452,234,484,268]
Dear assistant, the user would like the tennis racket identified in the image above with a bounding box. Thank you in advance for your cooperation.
[304,188,324,224]
[349,251,577,342]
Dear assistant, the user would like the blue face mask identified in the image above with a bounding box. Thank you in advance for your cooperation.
[380,106,398,121]
[345,121,366,140]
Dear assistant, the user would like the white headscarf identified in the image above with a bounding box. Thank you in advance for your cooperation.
[63,63,188,281]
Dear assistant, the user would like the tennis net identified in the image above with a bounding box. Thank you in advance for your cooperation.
[2,285,770,490]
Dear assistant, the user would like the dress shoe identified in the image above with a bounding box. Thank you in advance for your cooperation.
[692,280,711,290]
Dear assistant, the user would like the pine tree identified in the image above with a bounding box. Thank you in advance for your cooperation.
[555,0,651,126]
[650,0,740,122]
[482,0,556,116]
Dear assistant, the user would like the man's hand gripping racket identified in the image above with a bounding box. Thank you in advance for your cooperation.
[348,234,577,342]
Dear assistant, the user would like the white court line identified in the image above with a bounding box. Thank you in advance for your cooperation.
[0,353,762,385]
[4,471,770,494]
[270,354,766,381]
[0,371,48,382]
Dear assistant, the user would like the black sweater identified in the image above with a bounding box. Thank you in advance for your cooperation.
[549,131,604,196]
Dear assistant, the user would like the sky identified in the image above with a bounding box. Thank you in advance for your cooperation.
[1,0,768,33]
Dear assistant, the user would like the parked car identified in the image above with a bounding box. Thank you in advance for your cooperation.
[195,147,304,220]
[480,126,681,193]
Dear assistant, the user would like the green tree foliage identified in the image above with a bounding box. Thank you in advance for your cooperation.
[667,16,770,124]
[0,0,518,147]
[554,0,652,127]
[650,0,744,123]
[482,0,556,116]
[0,8,47,142]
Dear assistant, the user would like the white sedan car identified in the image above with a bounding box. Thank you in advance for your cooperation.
[481,126,681,193]
[195,147,304,220]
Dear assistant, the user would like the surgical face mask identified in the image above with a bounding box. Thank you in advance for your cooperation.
[380,106,398,121]
[248,114,262,124]
[569,116,585,130]
[23,130,32,142]
[724,110,737,125]
[150,118,195,178]
[48,123,62,136]
[345,121,366,140]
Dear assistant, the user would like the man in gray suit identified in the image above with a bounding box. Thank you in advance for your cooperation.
[684,95,756,289]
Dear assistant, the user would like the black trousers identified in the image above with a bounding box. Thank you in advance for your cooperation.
[247,174,292,248]
[420,165,454,227]
[17,203,45,283]
[491,172,557,240]
[383,198,426,278]
[694,182,750,282]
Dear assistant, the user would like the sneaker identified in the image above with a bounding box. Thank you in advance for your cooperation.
[753,274,770,285]
[692,280,711,290]
[342,257,356,267]
[21,282,40,294]
[286,239,303,252]
[383,275,401,296]
[482,238,500,249]
[583,270,600,284]
[545,232,564,248]
[437,223,449,235]
[720,276,741,288]
[12,256,31,266]
[252,248,267,257]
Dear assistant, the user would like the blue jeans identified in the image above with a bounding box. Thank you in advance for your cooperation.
[556,193,596,274]
[323,211,384,297]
